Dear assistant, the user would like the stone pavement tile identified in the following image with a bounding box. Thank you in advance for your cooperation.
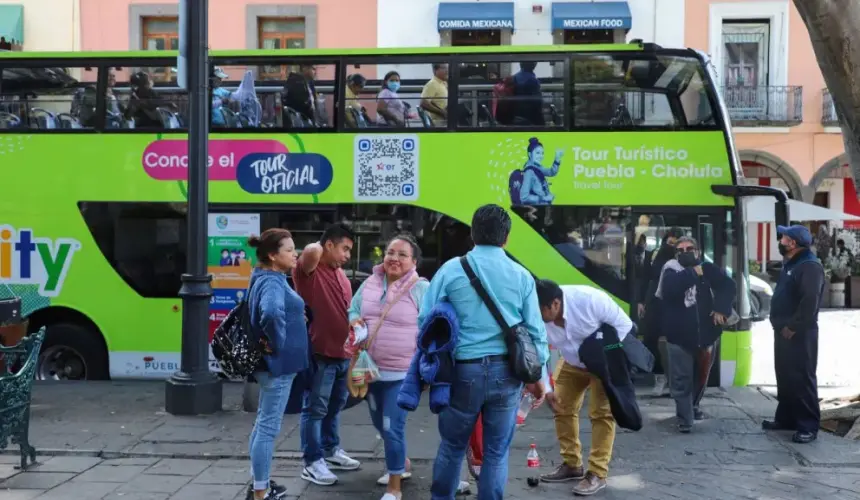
[75,465,150,483]
[101,458,161,467]
[30,456,102,473]
[270,461,305,477]
[0,472,75,490]
[116,474,191,495]
[169,483,245,500]
[780,432,860,466]
[36,480,119,500]
[0,464,19,481]
[102,493,169,500]
[147,459,213,477]
[0,456,23,465]
[123,442,247,457]
[191,467,250,485]
[0,490,44,500]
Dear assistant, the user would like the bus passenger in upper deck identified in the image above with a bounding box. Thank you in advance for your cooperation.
[125,72,164,128]
[210,67,231,127]
[421,63,448,126]
[344,74,366,128]
[512,61,545,126]
[376,71,408,127]
[283,64,318,125]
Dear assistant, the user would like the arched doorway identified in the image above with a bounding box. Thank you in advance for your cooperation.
[739,150,806,202]
[809,154,849,193]
[739,150,806,267]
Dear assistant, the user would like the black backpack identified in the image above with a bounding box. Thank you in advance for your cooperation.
[211,283,265,379]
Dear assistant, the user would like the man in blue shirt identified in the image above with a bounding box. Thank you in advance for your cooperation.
[420,204,550,500]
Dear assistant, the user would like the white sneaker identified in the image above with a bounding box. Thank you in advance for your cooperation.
[301,459,338,486]
[652,374,668,397]
[456,480,472,495]
[376,471,413,485]
[324,448,361,471]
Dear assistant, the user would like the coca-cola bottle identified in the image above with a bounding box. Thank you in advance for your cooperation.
[526,443,540,487]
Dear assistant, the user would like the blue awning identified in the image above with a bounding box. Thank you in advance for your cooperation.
[551,2,632,31]
[437,2,515,31]
[0,5,24,45]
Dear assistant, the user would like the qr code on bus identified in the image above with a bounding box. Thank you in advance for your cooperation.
[354,135,419,201]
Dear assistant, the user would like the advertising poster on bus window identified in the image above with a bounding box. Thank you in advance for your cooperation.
[207,213,260,372]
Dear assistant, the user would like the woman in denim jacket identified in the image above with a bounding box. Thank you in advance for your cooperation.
[247,228,310,500]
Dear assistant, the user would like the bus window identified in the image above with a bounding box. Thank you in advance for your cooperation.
[456,58,565,129]
[512,205,630,301]
[571,53,716,129]
[342,62,439,129]
[0,65,98,130]
[110,64,187,131]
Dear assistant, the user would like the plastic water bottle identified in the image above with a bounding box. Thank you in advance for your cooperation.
[516,393,535,426]
[526,443,540,486]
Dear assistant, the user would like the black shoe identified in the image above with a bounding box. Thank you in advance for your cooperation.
[678,423,692,433]
[246,480,287,499]
[792,431,817,444]
[761,420,795,431]
[693,408,705,421]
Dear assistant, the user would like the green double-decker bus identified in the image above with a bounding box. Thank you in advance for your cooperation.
[0,43,772,385]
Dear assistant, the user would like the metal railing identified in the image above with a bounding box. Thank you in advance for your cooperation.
[822,88,838,127]
[721,85,803,126]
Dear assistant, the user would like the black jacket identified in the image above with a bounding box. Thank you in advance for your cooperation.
[282,73,316,121]
[659,261,736,352]
[770,249,825,333]
[579,324,643,431]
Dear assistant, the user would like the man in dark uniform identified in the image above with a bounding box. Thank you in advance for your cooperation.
[763,225,826,444]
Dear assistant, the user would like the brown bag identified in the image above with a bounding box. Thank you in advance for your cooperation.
[346,275,419,398]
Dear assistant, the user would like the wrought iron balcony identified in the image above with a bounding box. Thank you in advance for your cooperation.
[721,85,803,127]
[822,88,838,127]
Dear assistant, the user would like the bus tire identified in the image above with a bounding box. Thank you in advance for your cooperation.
[37,322,109,381]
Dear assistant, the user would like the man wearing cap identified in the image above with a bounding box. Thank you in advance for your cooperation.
[763,225,826,444]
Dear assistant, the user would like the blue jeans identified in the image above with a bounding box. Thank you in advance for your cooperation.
[249,372,296,491]
[366,380,408,475]
[431,358,522,500]
[300,355,350,465]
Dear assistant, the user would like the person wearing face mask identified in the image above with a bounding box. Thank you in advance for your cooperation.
[655,236,735,433]
[637,228,685,397]
[376,71,408,126]
[763,225,825,444]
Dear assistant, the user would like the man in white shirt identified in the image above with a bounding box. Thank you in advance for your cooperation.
[536,279,632,497]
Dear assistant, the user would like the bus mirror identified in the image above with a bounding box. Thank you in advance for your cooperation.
[774,199,789,228]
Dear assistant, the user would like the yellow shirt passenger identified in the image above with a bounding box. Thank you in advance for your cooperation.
[421,64,449,125]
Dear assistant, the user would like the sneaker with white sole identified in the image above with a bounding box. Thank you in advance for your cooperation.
[652,374,668,397]
[301,459,338,486]
[376,471,412,485]
[325,449,360,471]
[456,480,471,495]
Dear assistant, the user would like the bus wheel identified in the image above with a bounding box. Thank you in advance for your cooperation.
[37,323,109,381]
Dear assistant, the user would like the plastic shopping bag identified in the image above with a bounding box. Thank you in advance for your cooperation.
[347,350,380,398]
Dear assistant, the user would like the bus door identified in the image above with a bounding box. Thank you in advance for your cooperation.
[627,209,727,386]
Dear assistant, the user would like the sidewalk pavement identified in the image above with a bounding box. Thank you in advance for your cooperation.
[2,381,860,499]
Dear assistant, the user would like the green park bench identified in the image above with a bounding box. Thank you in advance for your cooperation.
[0,326,45,470]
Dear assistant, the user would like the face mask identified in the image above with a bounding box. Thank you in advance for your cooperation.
[677,251,698,268]
[387,81,400,92]
[778,243,790,256]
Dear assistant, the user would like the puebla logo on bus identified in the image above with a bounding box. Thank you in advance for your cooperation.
[0,225,81,297]
[236,152,334,195]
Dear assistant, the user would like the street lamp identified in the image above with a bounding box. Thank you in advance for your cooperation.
[165,0,222,415]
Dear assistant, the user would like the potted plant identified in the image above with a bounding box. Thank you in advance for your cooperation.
[825,251,851,308]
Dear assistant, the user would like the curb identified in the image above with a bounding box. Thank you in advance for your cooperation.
[0,449,436,464]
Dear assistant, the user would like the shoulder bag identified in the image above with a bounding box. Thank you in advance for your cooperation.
[459,257,542,383]
[347,274,420,398]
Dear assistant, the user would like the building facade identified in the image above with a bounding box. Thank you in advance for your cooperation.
[0,0,81,51]
[377,0,854,262]
[77,0,376,52]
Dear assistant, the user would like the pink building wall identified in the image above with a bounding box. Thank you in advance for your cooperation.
[79,0,377,51]
[684,0,846,195]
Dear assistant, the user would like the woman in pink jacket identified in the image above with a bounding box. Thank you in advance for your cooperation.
[348,234,427,500]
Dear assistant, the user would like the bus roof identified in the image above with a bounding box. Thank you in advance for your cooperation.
[0,43,647,61]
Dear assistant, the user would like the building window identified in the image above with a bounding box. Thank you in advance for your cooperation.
[142,16,179,82]
[258,17,306,80]
[563,29,614,45]
[721,20,770,87]
[451,30,501,80]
